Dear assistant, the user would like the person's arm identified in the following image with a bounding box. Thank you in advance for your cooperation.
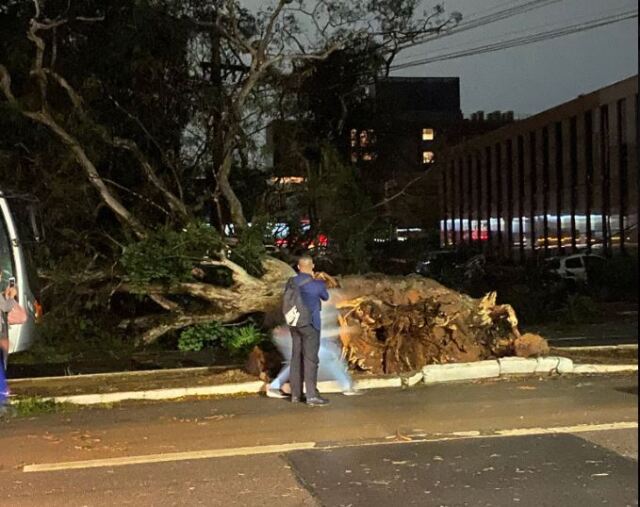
[318,281,329,302]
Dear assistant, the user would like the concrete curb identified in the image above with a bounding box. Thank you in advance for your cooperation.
[15,358,637,406]
[50,381,264,405]
[8,365,243,384]
[423,360,500,385]
[572,364,638,374]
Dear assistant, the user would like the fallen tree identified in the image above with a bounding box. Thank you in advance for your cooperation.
[248,273,549,377]
[334,275,548,374]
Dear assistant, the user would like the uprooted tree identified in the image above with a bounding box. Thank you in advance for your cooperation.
[334,275,548,374]
[247,274,549,378]
[0,0,463,344]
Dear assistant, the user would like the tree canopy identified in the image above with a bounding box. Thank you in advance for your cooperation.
[0,0,462,345]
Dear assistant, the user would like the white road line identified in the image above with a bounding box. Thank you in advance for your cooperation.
[493,421,638,437]
[324,422,639,451]
[23,442,317,473]
[23,421,638,473]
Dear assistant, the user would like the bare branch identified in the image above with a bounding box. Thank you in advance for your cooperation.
[149,294,182,312]
[1,61,147,238]
[109,96,185,201]
[102,178,172,217]
[42,69,189,221]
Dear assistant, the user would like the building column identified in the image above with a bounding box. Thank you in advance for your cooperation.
[440,166,449,247]
[591,107,605,251]
[528,131,538,256]
[457,157,465,245]
[541,126,551,256]
[569,117,579,252]
[476,150,484,249]
[626,93,638,249]
[466,154,474,244]
[608,100,622,252]
[485,146,494,254]
[495,143,504,257]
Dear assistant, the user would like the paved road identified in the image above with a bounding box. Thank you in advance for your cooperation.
[1,374,637,506]
[531,316,638,348]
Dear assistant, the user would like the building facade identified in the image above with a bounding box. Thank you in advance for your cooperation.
[347,77,513,235]
[438,76,638,259]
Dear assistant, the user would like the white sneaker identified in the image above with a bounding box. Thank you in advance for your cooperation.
[266,388,288,399]
[342,387,364,396]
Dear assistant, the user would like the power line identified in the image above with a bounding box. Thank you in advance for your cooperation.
[319,0,571,90]
[391,10,638,71]
[395,0,566,55]
[404,5,634,58]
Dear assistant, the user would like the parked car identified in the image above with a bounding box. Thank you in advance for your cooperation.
[544,253,606,283]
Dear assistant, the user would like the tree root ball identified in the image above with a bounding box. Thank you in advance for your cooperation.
[331,274,548,374]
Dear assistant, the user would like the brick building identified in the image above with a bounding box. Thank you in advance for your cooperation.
[437,75,638,259]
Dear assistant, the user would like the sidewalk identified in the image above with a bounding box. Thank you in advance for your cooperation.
[7,349,637,406]
[8,367,257,398]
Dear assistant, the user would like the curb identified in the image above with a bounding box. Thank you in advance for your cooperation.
[14,358,638,406]
[48,381,265,405]
[550,344,638,351]
[572,364,639,374]
[8,365,244,384]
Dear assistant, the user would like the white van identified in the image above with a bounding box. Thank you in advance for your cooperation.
[0,190,42,355]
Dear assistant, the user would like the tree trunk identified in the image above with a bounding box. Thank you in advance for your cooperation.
[217,153,248,229]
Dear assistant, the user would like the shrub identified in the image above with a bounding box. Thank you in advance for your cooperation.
[122,223,224,290]
[177,321,227,352]
[178,322,265,355]
[222,324,265,356]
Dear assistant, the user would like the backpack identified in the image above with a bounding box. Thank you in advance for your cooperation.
[282,276,312,327]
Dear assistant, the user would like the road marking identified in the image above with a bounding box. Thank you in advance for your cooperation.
[493,421,638,437]
[23,442,317,473]
[323,422,639,451]
[23,422,638,473]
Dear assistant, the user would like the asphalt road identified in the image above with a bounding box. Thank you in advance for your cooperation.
[1,374,637,506]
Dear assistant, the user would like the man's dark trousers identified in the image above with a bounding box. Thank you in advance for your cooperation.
[289,325,320,399]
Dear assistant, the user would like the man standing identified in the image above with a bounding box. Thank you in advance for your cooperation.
[288,255,329,406]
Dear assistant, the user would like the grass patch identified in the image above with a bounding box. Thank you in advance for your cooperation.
[8,396,74,417]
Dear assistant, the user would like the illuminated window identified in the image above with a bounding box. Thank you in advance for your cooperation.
[422,128,435,141]
[422,151,435,164]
